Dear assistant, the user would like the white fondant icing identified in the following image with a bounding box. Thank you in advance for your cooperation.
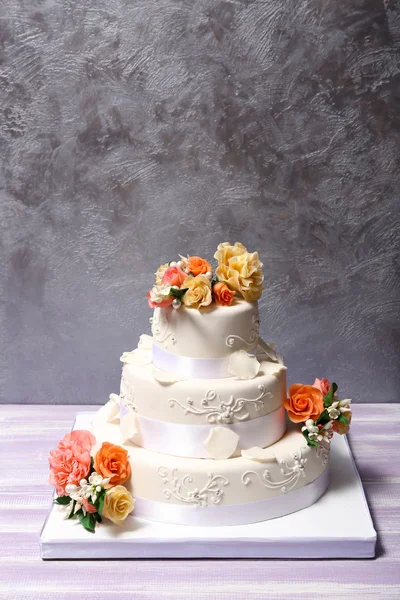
[138,334,153,349]
[152,299,259,358]
[121,359,286,425]
[203,426,240,460]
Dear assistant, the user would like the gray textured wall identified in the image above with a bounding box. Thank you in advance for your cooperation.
[1,0,400,405]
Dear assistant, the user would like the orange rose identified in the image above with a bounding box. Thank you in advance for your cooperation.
[213,282,235,306]
[187,256,212,277]
[94,442,131,488]
[284,384,324,424]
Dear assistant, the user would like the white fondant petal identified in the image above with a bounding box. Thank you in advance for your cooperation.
[257,338,284,364]
[120,411,139,444]
[228,349,260,380]
[120,349,152,366]
[241,446,276,463]
[152,366,185,384]
[91,396,120,432]
[204,426,240,460]
[138,334,153,350]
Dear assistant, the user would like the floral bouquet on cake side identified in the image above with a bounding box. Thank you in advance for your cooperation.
[284,378,352,447]
[48,430,135,532]
[147,241,263,310]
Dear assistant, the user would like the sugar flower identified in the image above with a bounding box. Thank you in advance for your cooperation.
[327,398,352,420]
[214,242,263,302]
[147,284,174,308]
[181,275,212,309]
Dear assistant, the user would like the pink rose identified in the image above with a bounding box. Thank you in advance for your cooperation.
[161,266,187,288]
[313,378,331,396]
[147,290,174,309]
[49,430,96,496]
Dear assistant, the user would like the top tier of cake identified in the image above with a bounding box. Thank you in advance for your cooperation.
[147,242,264,369]
[151,299,260,359]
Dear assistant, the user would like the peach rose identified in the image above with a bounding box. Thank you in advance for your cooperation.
[284,384,324,424]
[49,430,96,496]
[313,378,331,396]
[161,265,187,288]
[102,485,135,525]
[182,275,212,309]
[94,442,131,488]
[187,256,212,277]
[213,282,235,306]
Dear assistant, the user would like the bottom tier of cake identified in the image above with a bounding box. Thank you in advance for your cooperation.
[91,417,330,526]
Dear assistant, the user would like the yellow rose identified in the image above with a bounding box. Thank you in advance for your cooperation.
[102,485,135,526]
[214,242,247,266]
[182,275,212,309]
[155,263,168,285]
[215,244,263,302]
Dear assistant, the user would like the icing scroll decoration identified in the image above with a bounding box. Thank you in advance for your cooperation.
[168,385,271,424]
[316,443,329,465]
[242,448,307,493]
[150,308,176,349]
[157,467,229,506]
[226,312,260,350]
[120,377,137,412]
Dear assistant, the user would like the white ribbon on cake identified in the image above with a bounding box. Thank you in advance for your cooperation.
[132,467,330,526]
[152,345,233,379]
[120,403,287,459]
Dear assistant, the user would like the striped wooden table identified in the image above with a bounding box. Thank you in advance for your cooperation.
[0,404,399,599]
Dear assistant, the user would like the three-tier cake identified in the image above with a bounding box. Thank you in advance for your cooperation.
[86,242,352,527]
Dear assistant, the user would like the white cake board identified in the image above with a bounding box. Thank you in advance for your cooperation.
[40,412,376,559]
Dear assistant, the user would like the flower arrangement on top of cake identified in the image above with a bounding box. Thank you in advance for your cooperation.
[147,242,263,310]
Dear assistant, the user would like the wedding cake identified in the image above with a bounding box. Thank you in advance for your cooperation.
[49,242,352,531]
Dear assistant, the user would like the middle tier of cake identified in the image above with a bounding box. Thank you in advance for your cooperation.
[116,357,287,459]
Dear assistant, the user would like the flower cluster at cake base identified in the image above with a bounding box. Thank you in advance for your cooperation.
[284,378,352,447]
[48,430,135,532]
[147,242,264,310]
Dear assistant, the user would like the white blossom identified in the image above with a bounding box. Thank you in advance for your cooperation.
[149,284,172,304]
[302,419,333,443]
[327,398,352,420]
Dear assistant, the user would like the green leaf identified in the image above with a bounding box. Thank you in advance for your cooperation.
[337,413,349,425]
[78,511,96,533]
[96,490,106,517]
[94,512,102,524]
[316,409,331,426]
[170,287,188,300]
[323,383,339,408]
[54,495,71,505]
